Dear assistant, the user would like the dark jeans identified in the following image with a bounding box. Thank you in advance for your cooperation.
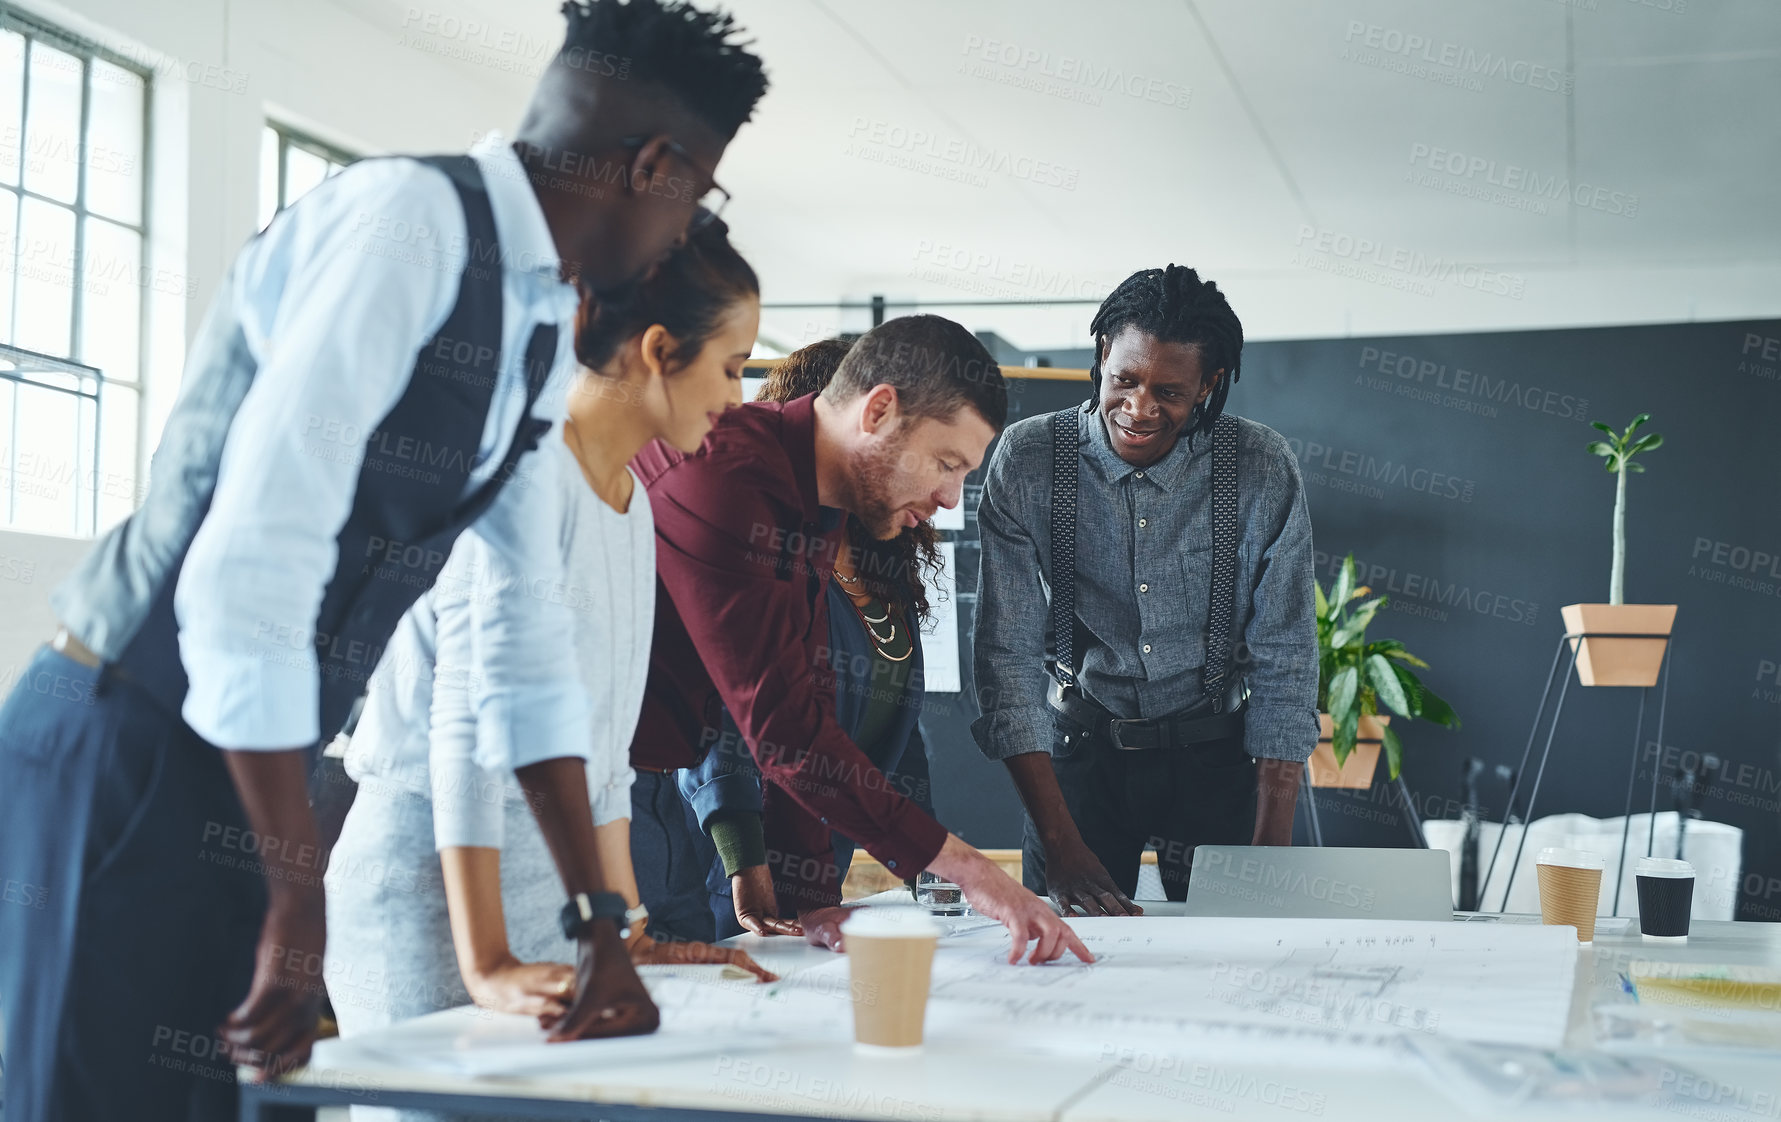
[629,770,718,944]
[1022,713,1258,901]
[0,648,266,1122]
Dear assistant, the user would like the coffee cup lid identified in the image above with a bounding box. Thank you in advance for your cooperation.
[1634,857,1695,878]
[842,909,942,938]
[1536,847,1605,870]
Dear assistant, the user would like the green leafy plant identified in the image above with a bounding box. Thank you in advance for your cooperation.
[1586,413,1664,605]
[1316,554,1460,779]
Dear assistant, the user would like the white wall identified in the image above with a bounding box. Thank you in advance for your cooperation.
[0,527,92,684]
[15,0,533,464]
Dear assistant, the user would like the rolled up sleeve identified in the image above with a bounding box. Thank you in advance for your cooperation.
[587,757,635,827]
[676,722,764,833]
[1240,442,1320,763]
[970,431,1055,761]
[175,161,460,749]
[459,450,591,773]
[428,548,507,850]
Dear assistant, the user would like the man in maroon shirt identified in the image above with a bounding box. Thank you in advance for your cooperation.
[633,315,1089,964]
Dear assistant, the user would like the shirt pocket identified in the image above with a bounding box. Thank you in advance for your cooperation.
[1134,546,1211,682]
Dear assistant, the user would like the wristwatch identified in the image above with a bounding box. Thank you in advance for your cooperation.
[559,892,634,940]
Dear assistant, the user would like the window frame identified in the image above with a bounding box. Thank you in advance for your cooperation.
[264,121,355,222]
[0,9,152,538]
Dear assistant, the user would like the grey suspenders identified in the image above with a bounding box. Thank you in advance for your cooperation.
[1048,405,1243,712]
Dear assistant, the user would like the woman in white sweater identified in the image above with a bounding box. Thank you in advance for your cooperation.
[324,216,766,1110]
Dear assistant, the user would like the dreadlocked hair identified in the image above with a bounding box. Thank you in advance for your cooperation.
[755,338,945,628]
[1088,264,1244,450]
[557,0,769,139]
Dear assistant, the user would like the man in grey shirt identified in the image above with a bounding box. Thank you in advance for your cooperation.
[972,264,1319,915]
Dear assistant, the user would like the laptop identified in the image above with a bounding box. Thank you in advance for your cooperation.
[1180,846,1454,921]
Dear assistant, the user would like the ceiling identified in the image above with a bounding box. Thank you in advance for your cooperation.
[340,0,1781,353]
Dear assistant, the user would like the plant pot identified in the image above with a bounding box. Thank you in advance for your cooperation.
[1309,713,1388,789]
[1560,604,1676,687]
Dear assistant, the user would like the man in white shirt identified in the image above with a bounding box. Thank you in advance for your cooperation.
[0,3,767,1119]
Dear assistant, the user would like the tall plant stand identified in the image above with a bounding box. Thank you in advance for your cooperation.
[1298,768,1429,849]
[1478,628,1675,915]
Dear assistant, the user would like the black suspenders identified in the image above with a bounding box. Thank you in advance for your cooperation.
[1048,405,1242,711]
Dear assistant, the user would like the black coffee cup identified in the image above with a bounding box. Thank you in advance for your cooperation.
[1634,857,1694,941]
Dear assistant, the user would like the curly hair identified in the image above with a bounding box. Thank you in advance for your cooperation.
[758,338,945,626]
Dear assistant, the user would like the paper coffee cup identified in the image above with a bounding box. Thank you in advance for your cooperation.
[843,910,940,1052]
[1536,847,1605,943]
[1634,857,1695,942]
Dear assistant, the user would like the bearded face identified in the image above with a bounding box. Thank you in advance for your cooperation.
[845,426,922,540]
[838,406,997,540]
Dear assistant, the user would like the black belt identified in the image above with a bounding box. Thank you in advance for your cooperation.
[1046,678,1244,752]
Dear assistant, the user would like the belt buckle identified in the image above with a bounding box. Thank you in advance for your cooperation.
[52,626,103,671]
[1106,718,1146,751]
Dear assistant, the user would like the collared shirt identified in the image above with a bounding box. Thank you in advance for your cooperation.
[973,401,1320,764]
[632,394,949,909]
[345,443,650,849]
[172,132,585,758]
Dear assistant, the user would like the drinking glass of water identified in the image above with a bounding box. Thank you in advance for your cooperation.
[914,871,966,916]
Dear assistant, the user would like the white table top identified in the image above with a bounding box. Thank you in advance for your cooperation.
[297,901,1781,1122]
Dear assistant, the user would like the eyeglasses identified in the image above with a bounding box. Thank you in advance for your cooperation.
[620,135,730,230]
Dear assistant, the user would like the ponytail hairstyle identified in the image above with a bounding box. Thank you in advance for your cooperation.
[756,337,945,627]
[1087,264,1244,449]
[574,209,759,373]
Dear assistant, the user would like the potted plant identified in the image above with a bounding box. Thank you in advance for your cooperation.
[1562,413,1675,686]
[1313,554,1461,788]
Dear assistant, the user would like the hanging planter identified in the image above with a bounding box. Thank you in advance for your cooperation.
[1560,603,1676,687]
[1568,414,1672,687]
[1310,713,1389,789]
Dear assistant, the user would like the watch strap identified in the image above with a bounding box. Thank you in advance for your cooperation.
[559,891,631,940]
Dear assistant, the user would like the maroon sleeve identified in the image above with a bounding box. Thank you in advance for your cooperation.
[762,782,848,912]
[648,452,947,908]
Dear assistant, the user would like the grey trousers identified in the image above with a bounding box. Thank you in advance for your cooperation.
[323,768,571,1122]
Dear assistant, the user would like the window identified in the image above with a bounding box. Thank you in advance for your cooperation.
[0,12,149,538]
[259,123,354,229]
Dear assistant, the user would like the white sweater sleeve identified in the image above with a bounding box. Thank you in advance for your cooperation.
[428,542,507,851]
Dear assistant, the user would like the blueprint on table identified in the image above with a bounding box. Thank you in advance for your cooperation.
[339,918,1577,1078]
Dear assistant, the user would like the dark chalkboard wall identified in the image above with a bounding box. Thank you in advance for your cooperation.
[919,317,1781,921]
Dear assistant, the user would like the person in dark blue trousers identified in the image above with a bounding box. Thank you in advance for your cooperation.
[0,5,768,1119]
[675,338,941,941]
